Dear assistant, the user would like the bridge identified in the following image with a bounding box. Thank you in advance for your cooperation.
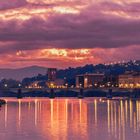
[1,87,135,94]
[1,87,138,99]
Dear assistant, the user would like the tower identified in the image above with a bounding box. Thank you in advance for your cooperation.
[47,68,57,81]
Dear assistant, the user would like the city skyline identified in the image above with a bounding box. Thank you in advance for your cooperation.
[0,0,140,68]
[0,2,140,139]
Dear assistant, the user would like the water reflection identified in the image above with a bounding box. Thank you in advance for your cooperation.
[0,98,140,140]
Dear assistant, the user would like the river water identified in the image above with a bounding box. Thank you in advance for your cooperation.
[0,98,140,140]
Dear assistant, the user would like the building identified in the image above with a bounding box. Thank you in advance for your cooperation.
[47,68,67,88]
[104,75,119,87]
[76,75,84,88]
[119,72,140,88]
[27,81,42,89]
[76,73,104,88]
[46,79,65,88]
[47,68,57,81]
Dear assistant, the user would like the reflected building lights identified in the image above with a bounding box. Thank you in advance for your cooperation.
[118,104,121,140]
[125,100,128,122]
[136,101,140,132]
[50,99,54,126]
[18,100,21,128]
[121,100,125,140]
[114,102,117,139]
[94,99,97,125]
[79,99,82,123]
[110,102,113,135]
[4,100,8,128]
[71,102,74,120]
[106,100,140,140]
[28,102,31,111]
[65,99,68,125]
[56,99,59,121]
[138,101,140,131]
[2,98,140,140]
[136,101,139,132]
[129,100,133,128]
[107,100,110,135]
[35,99,38,126]
[134,112,137,133]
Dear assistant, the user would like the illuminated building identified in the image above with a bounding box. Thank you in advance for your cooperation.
[76,75,84,88]
[27,81,42,88]
[46,79,65,88]
[47,68,65,88]
[119,72,140,88]
[47,68,57,81]
[104,75,119,87]
[76,73,104,88]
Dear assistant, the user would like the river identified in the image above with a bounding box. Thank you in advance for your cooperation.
[0,98,140,140]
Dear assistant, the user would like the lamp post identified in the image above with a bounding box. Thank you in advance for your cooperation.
[65,83,68,88]
[4,84,8,88]
[18,84,21,87]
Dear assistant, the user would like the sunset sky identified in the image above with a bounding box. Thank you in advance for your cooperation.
[0,0,140,68]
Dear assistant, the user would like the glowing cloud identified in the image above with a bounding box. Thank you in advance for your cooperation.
[0,0,139,68]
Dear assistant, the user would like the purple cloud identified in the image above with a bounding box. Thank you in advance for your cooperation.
[0,0,139,67]
[0,0,27,10]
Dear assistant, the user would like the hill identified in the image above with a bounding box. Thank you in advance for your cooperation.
[0,66,47,81]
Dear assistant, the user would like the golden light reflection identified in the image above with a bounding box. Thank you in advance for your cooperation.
[125,100,128,122]
[18,99,21,128]
[114,102,117,139]
[4,100,8,128]
[35,99,38,126]
[120,100,125,140]
[50,99,54,126]
[105,99,140,140]
[94,99,97,125]
[2,98,140,140]
[107,100,110,135]
[79,99,82,123]
[136,101,140,132]
[130,100,133,128]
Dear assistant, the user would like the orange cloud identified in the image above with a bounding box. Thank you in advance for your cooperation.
[0,0,139,68]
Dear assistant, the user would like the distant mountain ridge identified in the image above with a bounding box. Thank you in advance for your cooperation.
[0,60,140,81]
[0,66,47,81]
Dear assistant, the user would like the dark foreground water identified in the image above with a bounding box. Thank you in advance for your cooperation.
[0,98,140,140]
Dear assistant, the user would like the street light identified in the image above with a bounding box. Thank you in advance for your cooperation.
[94,83,97,86]
[71,85,74,88]
[50,83,54,88]
[65,83,68,88]
[18,84,21,87]
[4,84,8,88]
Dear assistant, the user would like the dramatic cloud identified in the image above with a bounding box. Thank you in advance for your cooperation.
[0,0,139,68]
[0,0,27,10]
